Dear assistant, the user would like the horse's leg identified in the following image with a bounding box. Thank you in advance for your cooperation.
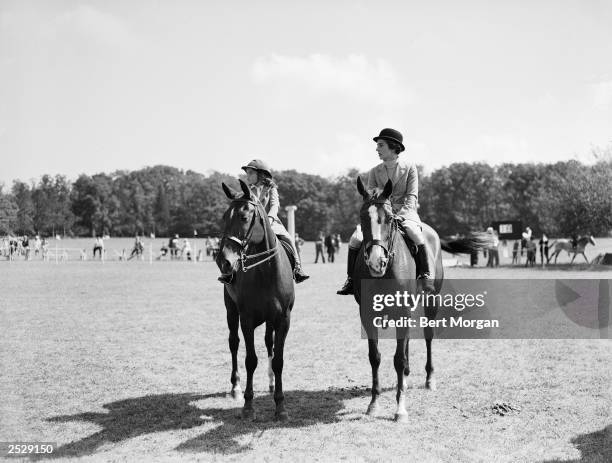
[582,253,589,263]
[393,333,409,423]
[570,253,577,264]
[366,337,381,415]
[424,304,437,391]
[265,321,274,393]
[225,292,241,400]
[240,317,257,420]
[272,314,290,421]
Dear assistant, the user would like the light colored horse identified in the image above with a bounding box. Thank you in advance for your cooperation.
[548,235,596,264]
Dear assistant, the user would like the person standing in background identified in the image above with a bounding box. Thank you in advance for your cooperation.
[294,233,304,258]
[324,233,335,263]
[314,231,325,263]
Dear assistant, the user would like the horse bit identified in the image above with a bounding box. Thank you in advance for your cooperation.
[222,198,278,272]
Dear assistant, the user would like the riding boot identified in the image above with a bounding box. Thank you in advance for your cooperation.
[293,250,310,284]
[337,247,359,295]
[415,244,435,294]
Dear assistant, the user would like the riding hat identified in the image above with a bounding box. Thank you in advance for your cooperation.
[373,128,405,152]
[241,159,272,177]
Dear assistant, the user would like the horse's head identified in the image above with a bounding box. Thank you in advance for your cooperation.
[357,176,396,277]
[217,180,267,275]
[588,235,596,246]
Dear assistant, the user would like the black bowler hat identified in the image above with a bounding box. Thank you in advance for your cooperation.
[373,128,405,152]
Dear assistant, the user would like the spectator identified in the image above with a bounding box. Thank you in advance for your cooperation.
[294,233,304,258]
[314,231,325,263]
[486,227,499,267]
[525,237,537,267]
[170,234,179,259]
[539,234,549,264]
[93,236,104,259]
[33,235,41,257]
[512,241,520,265]
[22,235,30,260]
[324,233,335,263]
[521,226,532,257]
[182,238,192,260]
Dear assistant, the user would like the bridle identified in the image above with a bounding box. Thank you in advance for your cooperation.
[362,199,399,266]
[221,198,278,272]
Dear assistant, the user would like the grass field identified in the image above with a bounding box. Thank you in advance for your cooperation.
[1,241,611,462]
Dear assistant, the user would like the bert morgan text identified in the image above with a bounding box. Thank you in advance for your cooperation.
[372,316,499,330]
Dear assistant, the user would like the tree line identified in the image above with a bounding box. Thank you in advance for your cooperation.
[0,161,610,240]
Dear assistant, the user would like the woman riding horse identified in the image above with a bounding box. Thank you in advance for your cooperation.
[353,176,443,421]
[338,128,435,295]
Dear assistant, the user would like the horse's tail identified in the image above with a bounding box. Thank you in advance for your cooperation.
[440,232,489,255]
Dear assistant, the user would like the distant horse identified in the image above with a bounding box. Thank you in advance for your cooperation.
[353,178,486,422]
[547,236,596,264]
[216,180,295,421]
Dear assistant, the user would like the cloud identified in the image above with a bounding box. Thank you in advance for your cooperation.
[251,53,411,107]
[590,81,612,108]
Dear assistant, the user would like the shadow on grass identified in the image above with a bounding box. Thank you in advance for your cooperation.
[542,424,611,463]
[40,387,372,458]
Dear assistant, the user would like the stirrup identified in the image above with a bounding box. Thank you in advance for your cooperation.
[294,268,310,283]
[218,272,234,285]
[337,277,354,295]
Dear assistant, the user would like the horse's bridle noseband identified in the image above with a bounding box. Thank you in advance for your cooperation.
[221,198,278,272]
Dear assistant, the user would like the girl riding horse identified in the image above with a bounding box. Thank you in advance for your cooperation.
[218,160,309,284]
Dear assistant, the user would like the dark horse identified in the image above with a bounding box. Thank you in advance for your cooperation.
[216,180,295,421]
[354,177,485,421]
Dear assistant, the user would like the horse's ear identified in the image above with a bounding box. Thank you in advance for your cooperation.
[381,179,393,199]
[222,182,238,200]
[357,176,369,199]
[238,179,251,199]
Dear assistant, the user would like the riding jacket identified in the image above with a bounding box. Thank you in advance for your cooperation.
[367,160,420,223]
[249,183,279,220]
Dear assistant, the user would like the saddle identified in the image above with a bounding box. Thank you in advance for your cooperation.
[277,235,296,271]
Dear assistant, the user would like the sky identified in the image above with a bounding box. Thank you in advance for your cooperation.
[1,0,611,187]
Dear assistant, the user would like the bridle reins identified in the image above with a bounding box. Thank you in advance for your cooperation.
[363,199,399,265]
[221,198,278,272]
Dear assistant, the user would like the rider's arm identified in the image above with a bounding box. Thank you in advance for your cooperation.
[402,163,418,210]
[268,185,280,218]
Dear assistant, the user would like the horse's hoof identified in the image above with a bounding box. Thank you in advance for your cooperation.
[275,411,289,421]
[394,413,409,423]
[241,408,255,420]
[366,402,378,416]
[231,388,242,400]
[426,379,437,391]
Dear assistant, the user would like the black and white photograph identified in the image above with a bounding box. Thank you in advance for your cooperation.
[1,1,611,461]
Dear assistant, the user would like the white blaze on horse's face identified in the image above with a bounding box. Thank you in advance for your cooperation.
[366,205,388,277]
